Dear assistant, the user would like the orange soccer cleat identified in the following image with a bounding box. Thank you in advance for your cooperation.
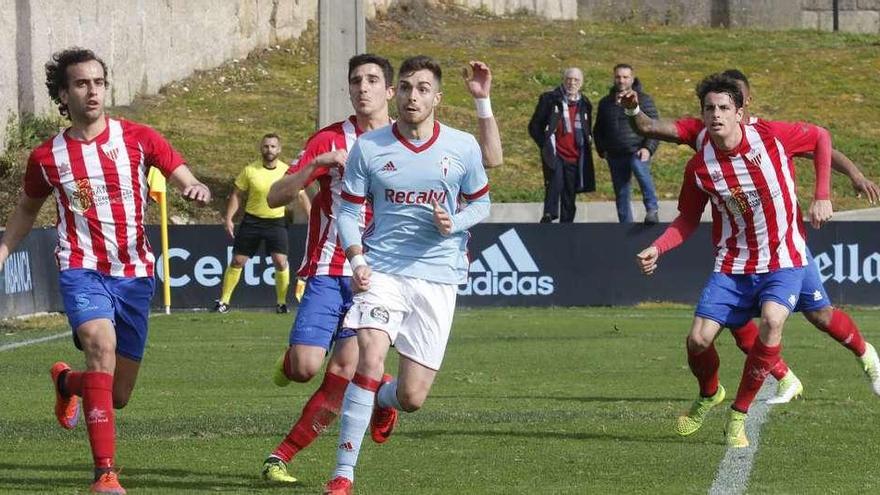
[50,361,80,430]
[370,373,398,444]
[323,476,353,495]
[90,470,126,494]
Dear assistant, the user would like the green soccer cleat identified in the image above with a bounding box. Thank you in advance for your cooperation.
[675,385,726,437]
[859,342,880,396]
[766,369,804,405]
[261,457,297,484]
[272,350,291,387]
[724,410,749,448]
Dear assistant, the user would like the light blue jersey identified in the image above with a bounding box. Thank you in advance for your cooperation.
[337,121,490,284]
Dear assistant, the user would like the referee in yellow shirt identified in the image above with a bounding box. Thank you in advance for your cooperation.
[215,133,291,314]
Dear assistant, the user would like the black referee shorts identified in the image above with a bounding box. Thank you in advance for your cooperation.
[232,213,289,257]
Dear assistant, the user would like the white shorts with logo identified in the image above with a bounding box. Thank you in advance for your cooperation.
[342,271,457,371]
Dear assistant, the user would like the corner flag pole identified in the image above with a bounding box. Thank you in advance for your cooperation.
[147,167,171,314]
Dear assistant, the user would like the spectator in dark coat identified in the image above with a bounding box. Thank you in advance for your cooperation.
[593,64,660,224]
[528,67,595,223]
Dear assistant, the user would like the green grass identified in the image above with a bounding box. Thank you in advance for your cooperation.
[1,307,878,493]
[3,7,879,224]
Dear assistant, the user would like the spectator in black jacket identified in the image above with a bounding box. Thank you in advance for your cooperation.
[528,67,595,223]
[593,64,660,224]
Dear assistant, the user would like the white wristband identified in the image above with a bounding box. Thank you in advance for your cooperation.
[624,105,641,117]
[350,254,367,270]
[474,97,493,119]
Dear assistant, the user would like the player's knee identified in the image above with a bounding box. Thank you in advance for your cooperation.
[804,307,833,330]
[397,389,426,412]
[686,334,711,353]
[760,314,786,332]
[288,363,319,383]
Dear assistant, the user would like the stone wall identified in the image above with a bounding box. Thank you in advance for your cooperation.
[0,0,576,151]
[802,0,880,33]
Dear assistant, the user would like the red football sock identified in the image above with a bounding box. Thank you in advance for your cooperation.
[732,322,789,380]
[732,339,781,413]
[63,370,84,397]
[822,309,867,356]
[687,344,720,398]
[272,371,349,463]
[82,372,115,469]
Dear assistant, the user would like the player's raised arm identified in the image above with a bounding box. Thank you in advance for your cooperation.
[619,89,684,144]
[798,148,880,205]
[463,60,502,168]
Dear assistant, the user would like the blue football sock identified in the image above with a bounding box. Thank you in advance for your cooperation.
[332,382,375,481]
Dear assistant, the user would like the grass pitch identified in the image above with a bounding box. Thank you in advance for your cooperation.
[1,307,878,494]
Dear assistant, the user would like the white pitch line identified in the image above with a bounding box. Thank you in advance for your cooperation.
[0,332,68,352]
[708,378,778,495]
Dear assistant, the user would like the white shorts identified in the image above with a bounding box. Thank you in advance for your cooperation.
[343,271,457,370]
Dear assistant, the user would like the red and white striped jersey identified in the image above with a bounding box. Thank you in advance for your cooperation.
[290,116,370,278]
[677,120,827,274]
[24,118,184,277]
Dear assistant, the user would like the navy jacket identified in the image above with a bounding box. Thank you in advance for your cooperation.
[527,86,595,193]
[593,79,659,157]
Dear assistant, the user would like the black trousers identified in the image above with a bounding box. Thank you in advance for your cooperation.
[542,156,578,222]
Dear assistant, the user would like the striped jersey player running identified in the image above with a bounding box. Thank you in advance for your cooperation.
[0,48,211,494]
[636,73,834,448]
[322,55,491,495]
[622,69,880,419]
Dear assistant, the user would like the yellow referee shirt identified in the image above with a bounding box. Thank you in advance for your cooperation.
[234,159,289,219]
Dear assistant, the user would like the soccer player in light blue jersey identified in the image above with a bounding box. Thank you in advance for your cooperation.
[322,55,491,495]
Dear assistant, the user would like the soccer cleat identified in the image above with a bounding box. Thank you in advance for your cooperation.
[859,342,880,396]
[323,476,353,495]
[370,373,398,444]
[272,349,291,387]
[90,471,126,494]
[276,303,289,314]
[674,385,725,437]
[214,300,230,313]
[766,369,804,405]
[261,457,297,484]
[724,410,749,448]
[50,362,80,430]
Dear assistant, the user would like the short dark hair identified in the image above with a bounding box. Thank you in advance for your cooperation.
[45,47,109,118]
[613,63,633,72]
[348,53,394,87]
[695,73,744,110]
[262,133,281,142]
[721,69,750,90]
[398,55,442,86]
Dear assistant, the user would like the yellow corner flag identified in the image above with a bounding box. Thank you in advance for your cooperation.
[147,166,167,202]
[147,167,171,314]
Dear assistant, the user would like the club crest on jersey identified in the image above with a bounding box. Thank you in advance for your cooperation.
[726,186,750,216]
[745,148,763,168]
[100,143,120,161]
[381,161,397,172]
[72,178,94,211]
[439,156,450,177]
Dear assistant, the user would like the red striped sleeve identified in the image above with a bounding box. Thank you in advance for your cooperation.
[463,183,490,200]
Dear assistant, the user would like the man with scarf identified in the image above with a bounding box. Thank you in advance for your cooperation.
[593,63,660,224]
[528,67,595,223]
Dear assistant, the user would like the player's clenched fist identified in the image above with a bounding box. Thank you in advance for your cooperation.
[432,199,453,235]
[636,246,659,276]
[313,149,348,169]
[352,264,371,293]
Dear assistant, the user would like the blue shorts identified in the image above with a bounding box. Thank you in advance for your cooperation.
[289,275,356,349]
[59,269,156,362]
[793,252,831,313]
[695,268,805,329]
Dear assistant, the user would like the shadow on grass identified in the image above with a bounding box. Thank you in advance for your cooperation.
[0,462,315,492]
[429,394,690,403]
[396,427,720,446]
